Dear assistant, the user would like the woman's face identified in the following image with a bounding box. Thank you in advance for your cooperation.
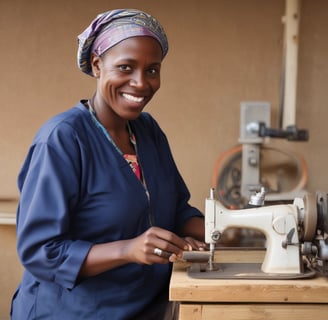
[91,36,163,120]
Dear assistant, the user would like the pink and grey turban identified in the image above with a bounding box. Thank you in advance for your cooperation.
[77,9,169,76]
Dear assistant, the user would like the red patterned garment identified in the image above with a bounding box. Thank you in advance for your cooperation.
[124,154,142,181]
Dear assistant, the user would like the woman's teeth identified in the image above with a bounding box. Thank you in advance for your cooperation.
[122,93,144,103]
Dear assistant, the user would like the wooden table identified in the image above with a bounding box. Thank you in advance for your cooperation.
[169,249,328,320]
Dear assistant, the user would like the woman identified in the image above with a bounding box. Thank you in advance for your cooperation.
[11,9,205,320]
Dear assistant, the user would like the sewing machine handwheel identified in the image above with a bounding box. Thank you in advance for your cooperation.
[316,191,328,234]
[303,193,317,241]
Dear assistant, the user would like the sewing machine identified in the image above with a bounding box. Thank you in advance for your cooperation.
[186,188,328,279]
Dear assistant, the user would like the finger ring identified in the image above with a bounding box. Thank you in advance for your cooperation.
[154,248,162,257]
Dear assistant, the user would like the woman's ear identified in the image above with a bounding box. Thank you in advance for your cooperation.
[90,53,101,78]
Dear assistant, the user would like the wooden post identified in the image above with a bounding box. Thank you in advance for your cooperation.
[282,0,301,128]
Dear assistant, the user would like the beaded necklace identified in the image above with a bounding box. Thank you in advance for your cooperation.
[87,100,136,155]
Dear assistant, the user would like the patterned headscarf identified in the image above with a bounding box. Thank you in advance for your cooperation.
[77,9,168,76]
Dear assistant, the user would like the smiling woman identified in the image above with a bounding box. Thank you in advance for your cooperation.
[89,36,163,133]
[10,8,205,320]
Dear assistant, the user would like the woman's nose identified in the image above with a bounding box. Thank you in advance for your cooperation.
[129,71,147,88]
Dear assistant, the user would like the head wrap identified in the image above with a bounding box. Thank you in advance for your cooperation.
[77,9,168,76]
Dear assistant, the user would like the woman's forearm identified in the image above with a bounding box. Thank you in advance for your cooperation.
[79,239,132,277]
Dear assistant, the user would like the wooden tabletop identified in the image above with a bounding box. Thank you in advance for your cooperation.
[170,249,328,303]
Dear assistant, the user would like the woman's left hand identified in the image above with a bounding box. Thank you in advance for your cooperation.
[183,236,207,251]
[168,236,207,262]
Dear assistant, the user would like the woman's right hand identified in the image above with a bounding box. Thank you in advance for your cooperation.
[80,226,196,277]
[125,226,192,264]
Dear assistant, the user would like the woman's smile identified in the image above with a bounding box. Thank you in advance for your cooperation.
[122,92,145,103]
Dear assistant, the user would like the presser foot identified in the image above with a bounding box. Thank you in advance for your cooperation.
[181,251,220,271]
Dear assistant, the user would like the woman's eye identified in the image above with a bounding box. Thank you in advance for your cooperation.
[118,65,132,71]
[148,68,159,75]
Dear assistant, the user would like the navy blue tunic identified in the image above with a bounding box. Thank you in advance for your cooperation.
[11,102,202,319]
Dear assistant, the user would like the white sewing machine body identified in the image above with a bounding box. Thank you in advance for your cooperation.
[205,193,302,274]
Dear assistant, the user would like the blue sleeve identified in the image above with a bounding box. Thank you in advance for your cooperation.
[16,125,92,290]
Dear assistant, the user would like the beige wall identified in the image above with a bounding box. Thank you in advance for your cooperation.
[0,0,327,318]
